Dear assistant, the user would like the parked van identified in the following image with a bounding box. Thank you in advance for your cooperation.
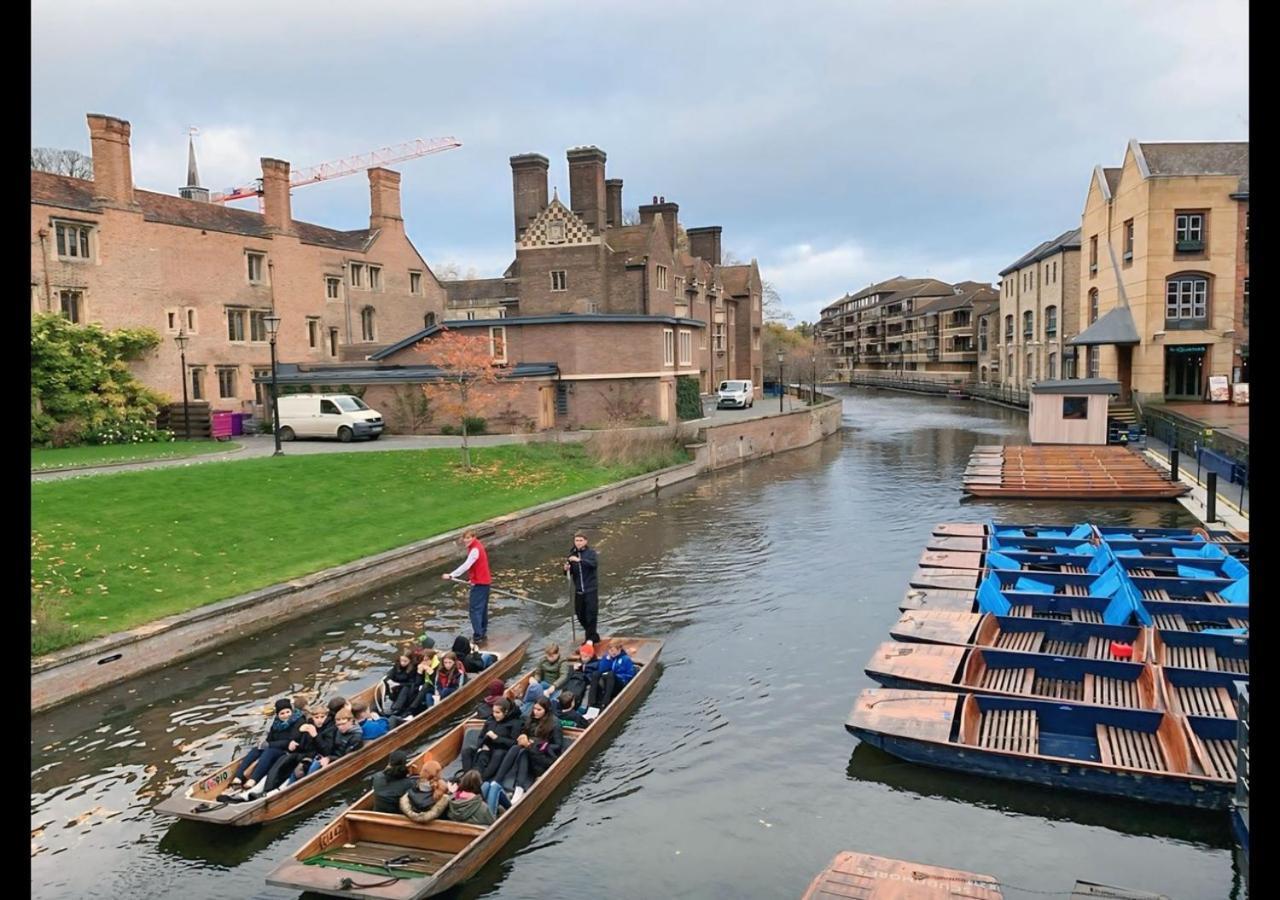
[276,393,384,442]
[716,380,754,409]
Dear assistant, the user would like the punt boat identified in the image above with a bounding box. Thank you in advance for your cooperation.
[800,850,1002,899]
[155,632,531,825]
[265,636,662,898]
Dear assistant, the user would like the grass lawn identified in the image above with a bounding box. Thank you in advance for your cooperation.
[31,441,687,655]
[31,440,239,472]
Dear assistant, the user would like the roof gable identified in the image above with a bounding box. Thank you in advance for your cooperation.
[518,197,600,249]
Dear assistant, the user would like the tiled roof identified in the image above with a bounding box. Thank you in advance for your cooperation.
[261,361,560,385]
[1138,141,1248,177]
[1103,167,1122,194]
[605,224,655,257]
[999,228,1081,276]
[719,264,755,296]
[1069,307,1140,346]
[443,278,516,302]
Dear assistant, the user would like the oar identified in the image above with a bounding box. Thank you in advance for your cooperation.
[445,575,563,608]
[567,569,577,645]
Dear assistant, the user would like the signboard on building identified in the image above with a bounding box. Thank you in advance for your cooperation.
[1232,382,1250,405]
[1207,375,1230,402]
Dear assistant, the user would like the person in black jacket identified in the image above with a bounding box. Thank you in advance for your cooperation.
[564,531,601,643]
[461,698,523,779]
[289,709,364,783]
[230,698,304,788]
[372,750,416,813]
[258,706,332,792]
[493,696,563,797]
[384,648,419,714]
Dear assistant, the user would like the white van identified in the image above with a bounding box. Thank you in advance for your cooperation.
[716,380,754,409]
[276,393,384,442]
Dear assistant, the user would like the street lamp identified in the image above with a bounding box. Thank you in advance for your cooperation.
[776,349,785,413]
[174,329,190,440]
[264,311,283,456]
[811,350,817,405]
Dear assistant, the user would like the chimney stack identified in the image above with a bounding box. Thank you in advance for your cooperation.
[368,167,402,231]
[567,146,607,234]
[639,196,680,252]
[605,178,623,227]
[260,158,293,234]
[687,226,722,266]
[86,114,136,207]
[510,153,550,240]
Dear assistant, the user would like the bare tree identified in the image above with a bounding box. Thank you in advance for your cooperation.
[31,148,93,179]
[621,208,642,226]
[435,262,462,281]
[762,280,793,324]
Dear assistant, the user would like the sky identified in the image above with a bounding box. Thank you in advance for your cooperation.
[31,0,1248,323]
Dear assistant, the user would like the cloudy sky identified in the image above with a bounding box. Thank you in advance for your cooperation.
[32,1,1247,322]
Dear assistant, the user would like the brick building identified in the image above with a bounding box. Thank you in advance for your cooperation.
[31,113,447,412]
[996,228,1082,388]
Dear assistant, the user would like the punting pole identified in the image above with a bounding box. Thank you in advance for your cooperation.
[446,575,562,608]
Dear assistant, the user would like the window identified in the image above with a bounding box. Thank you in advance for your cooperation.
[217,367,237,399]
[253,367,271,405]
[1025,352,1034,380]
[368,266,382,291]
[978,317,988,352]
[1243,277,1249,327]
[1006,353,1013,379]
[1062,396,1088,419]
[425,312,437,328]
[1063,352,1077,379]
[752,330,761,351]
[497,308,507,319]
[551,270,567,291]
[1087,346,1100,379]
[1088,289,1099,324]
[465,311,477,320]
[656,265,668,290]
[326,276,341,299]
[350,263,365,288]
[329,327,339,357]
[678,329,692,365]
[1048,352,1057,380]
[489,325,507,363]
[54,221,93,260]
[1022,310,1034,340]
[321,399,340,415]
[1123,219,1134,262]
[1175,212,1205,252]
[1004,315,1013,340]
[663,328,675,366]
[190,367,204,400]
[166,310,178,332]
[59,289,83,323]
[227,307,246,342]
[307,318,319,349]
[1165,275,1208,323]
[247,252,266,284]
[713,323,726,351]
[186,308,197,332]
[1089,235,1098,275]
[675,277,685,295]
[555,382,569,415]
[250,309,268,342]
[588,300,600,314]
[1045,305,1057,338]
[410,271,422,295]
[360,306,376,341]
[1052,260,1057,283]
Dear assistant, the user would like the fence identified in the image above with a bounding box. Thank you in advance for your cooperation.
[848,374,1031,408]
[1142,405,1249,515]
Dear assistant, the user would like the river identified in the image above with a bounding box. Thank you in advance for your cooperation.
[30,388,1243,899]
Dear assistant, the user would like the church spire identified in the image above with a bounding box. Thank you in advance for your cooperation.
[179,128,210,202]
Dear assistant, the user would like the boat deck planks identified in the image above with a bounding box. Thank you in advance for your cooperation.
[962,446,1190,500]
[801,851,1003,900]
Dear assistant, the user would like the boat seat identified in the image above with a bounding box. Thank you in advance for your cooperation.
[1085,674,1138,708]
[1143,588,1172,602]
[1205,592,1225,604]
[1009,605,1033,618]
[1166,645,1214,670]
[1070,608,1103,624]
[1197,738,1238,781]
[1153,613,1188,631]
[995,630,1043,652]
[1063,584,1089,597]
[1083,636,1113,660]
[977,708,1039,754]
[1033,610,1072,621]
[1132,568,1155,577]
[1218,656,1249,675]
[1170,685,1235,718]
[1095,725,1168,771]
[1062,565,1086,574]
[1032,676,1083,701]
[1228,617,1247,629]
[1044,639,1086,657]
[979,667,1034,695]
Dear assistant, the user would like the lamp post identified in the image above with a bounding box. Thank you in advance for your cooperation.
[777,349,785,413]
[264,312,283,456]
[811,350,817,405]
[174,330,190,440]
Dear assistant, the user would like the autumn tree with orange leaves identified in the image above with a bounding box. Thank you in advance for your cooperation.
[417,328,514,471]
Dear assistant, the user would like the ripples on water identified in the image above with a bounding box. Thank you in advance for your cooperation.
[30,389,1241,900]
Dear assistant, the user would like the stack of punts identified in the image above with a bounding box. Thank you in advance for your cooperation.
[155,632,532,826]
[1095,525,1249,561]
[962,446,1189,500]
[266,637,662,899]
[846,689,1238,808]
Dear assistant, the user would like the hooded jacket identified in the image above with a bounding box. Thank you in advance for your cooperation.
[263,710,306,750]
[452,637,488,674]
[477,711,524,753]
[568,546,599,594]
[330,724,364,759]
[598,650,636,685]
[400,785,450,823]
[447,792,496,826]
[385,661,418,690]
[535,656,572,689]
[521,714,564,776]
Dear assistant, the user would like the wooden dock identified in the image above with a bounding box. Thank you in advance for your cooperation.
[962,446,1189,500]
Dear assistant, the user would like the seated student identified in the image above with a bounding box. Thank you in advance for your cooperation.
[230,698,304,790]
[244,706,329,796]
[435,652,466,700]
[461,698,522,780]
[352,701,390,741]
[535,642,572,695]
[480,777,513,817]
[400,758,452,823]
[473,679,507,718]
[293,709,363,782]
[453,635,492,674]
[383,649,418,713]
[327,696,352,719]
[589,642,635,709]
[446,769,496,826]
[493,696,563,801]
[389,648,428,718]
[560,642,598,707]
[372,750,416,813]
[556,691,590,729]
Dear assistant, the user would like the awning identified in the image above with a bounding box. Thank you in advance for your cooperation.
[1069,306,1140,347]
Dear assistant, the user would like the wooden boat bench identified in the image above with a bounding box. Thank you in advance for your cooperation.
[1083,636,1113,659]
[1032,675,1083,701]
[979,666,1033,695]
[977,708,1039,754]
[996,630,1044,652]
[1190,734,1238,781]
[1153,613,1188,631]
[1218,656,1249,675]
[1084,674,1137,708]
[1044,638,1086,657]
[1166,645,1216,671]
[1095,724,1167,771]
[1070,608,1103,624]
[1169,684,1235,718]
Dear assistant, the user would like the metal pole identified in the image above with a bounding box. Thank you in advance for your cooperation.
[1170,448,1179,483]
[779,362,784,413]
[179,344,190,441]
[270,336,283,457]
[1206,471,1218,523]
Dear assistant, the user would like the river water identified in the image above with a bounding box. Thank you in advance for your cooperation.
[30,388,1243,900]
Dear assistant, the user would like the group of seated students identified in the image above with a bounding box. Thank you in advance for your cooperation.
[220,634,495,802]
[370,640,636,826]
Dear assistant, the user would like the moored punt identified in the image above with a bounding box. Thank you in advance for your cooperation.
[1158,666,1242,718]
[155,632,531,826]
[800,850,1002,899]
[1148,628,1249,674]
[864,642,1160,710]
[266,636,662,899]
[845,689,1236,809]
[900,587,978,613]
[924,535,987,553]
[1106,537,1249,563]
[908,567,980,591]
[933,523,988,538]
[890,610,1148,661]
[1142,598,1249,633]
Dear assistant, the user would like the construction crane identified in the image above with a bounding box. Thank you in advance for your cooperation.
[211,136,462,205]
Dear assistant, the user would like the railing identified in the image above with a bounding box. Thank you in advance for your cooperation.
[965,382,1032,409]
[1142,404,1249,514]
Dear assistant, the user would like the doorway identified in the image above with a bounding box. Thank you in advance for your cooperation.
[1164,345,1207,399]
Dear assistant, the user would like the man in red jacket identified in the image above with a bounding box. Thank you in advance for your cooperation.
[443,529,492,645]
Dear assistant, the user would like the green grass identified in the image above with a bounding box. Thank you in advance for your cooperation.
[31,442,688,655]
[31,440,239,471]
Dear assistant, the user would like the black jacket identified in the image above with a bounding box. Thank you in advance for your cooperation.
[477,713,523,753]
[263,711,305,751]
[386,662,420,691]
[330,725,364,759]
[568,546,598,594]
[371,771,416,813]
[522,716,564,776]
[297,719,338,759]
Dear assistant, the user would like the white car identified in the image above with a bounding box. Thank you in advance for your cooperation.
[716,380,754,409]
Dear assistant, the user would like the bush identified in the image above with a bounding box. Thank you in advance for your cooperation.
[83,414,175,445]
[463,416,487,435]
[584,428,690,476]
[676,376,703,420]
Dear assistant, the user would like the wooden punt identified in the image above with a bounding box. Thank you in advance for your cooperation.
[155,632,531,826]
[908,568,981,591]
[900,587,1115,621]
[963,447,1189,500]
[933,523,988,538]
[864,642,1160,710]
[1158,667,1242,719]
[922,548,1098,574]
[265,636,662,899]
[1142,599,1249,633]
[1148,628,1249,674]
[800,850,1002,899]
[845,689,1236,809]
[924,535,987,553]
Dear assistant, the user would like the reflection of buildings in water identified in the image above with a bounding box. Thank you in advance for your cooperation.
[845,742,1231,847]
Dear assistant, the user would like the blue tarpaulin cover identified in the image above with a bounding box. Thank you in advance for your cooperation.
[1220,576,1249,605]
[985,551,1020,571]
[978,575,1011,615]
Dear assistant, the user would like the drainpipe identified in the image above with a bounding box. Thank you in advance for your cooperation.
[343,262,353,347]
[37,229,54,312]
[642,255,650,315]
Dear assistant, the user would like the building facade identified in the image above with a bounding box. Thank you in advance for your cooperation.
[996,228,1082,388]
[31,113,447,412]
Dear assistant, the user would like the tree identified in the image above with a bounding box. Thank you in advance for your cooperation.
[723,249,792,323]
[31,147,93,179]
[621,209,641,226]
[416,328,514,470]
[434,262,479,282]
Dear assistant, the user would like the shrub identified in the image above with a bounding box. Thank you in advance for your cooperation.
[676,375,703,420]
[463,416,487,435]
[584,427,689,476]
[83,414,175,445]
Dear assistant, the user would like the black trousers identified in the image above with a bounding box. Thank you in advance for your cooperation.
[589,671,620,709]
[574,589,600,643]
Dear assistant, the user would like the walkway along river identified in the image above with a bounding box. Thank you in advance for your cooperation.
[30,387,1242,900]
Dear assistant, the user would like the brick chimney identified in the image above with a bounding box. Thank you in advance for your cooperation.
[687,226,722,266]
[368,167,402,231]
[510,153,549,240]
[567,146,607,233]
[639,195,679,251]
[86,114,136,207]
[260,157,292,234]
[605,178,623,228]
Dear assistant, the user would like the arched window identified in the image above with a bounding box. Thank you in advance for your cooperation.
[980,366,988,383]
[1165,273,1210,324]
[1022,310,1034,339]
[360,306,375,341]
[1025,351,1034,381]
[1007,352,1013,382]
[1088,288,1099,324]
[424,312,437,328]
[1044,305,1057,338]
